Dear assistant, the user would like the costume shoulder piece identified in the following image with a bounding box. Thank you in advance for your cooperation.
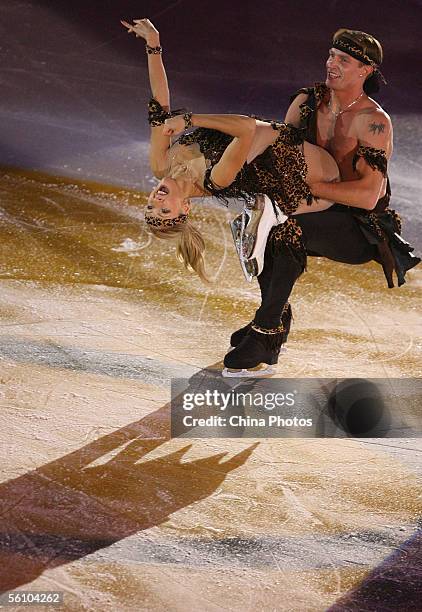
[289,82,330,143]
[148,98,171,126]
[352,145,388,177]
[289,82,329,109]
[148,97,191,127]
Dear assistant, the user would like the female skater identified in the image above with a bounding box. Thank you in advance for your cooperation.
[121,18,340,285]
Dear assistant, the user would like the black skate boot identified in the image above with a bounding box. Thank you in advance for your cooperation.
[222,325,285,377]
[229,303,292,349]
[229,322,253,348]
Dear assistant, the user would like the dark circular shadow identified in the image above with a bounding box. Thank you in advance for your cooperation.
[328,379,392,437]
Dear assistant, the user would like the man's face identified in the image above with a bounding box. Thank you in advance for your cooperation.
[326,48,366,90]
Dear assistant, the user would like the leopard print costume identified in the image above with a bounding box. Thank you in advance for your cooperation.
[181,122,313,216]
[149,98,313,217]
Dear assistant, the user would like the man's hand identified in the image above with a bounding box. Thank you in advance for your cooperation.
[120,18,160,47]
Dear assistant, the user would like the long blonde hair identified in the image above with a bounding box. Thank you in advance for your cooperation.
[148,220,209,283]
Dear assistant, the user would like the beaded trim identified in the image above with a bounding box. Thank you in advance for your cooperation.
[332,37,387,84]
[183,112,193,129]
[251,322,285,335]
[333,37,377,66]
[146,44,162,55]
[145,213,188,228]
[244,304,291,337]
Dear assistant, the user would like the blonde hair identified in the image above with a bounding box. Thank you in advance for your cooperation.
[148,220,210,283]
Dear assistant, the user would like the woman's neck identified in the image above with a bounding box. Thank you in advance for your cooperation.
[168,143,208,197]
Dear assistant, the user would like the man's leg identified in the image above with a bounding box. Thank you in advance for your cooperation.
[224,209,377,372]
[254,208,377,327]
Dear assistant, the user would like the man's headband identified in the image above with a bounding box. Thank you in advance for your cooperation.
[145,213,188,228]
[332,36,387,84]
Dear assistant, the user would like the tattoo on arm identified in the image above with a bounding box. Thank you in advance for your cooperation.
[369,122,385,135]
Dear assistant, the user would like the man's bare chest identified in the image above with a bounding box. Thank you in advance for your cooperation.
[315,111,358,177]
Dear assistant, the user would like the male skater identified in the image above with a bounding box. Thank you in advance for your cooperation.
[223,28,420,375]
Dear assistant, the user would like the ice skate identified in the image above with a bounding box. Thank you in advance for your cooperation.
[222,327,284,378]
[229,194,287,282]
[229,322,252,349]
[229,208,256,282]
[228,303,292,350]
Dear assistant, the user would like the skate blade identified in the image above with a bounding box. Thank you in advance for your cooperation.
[222,365,274,378]
[229,212,254,283]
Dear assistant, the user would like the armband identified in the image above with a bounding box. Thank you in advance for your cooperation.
[146,44,162,55]
[148,97,171,127]
[352,145,388,177]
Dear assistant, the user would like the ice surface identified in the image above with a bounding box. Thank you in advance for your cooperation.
[0,168,420,610]
[0,1,421,609]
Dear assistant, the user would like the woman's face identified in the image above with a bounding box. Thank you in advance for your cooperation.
[146,177,190,219]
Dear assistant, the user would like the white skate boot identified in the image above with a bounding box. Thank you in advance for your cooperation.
[229,194,287,282]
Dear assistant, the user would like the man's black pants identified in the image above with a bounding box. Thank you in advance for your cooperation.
[254,208,378,328]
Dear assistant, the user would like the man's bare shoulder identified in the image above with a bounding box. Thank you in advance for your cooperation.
[284,92,310,126]
[293,92,310,103]
[352,101,392,149]
[355,103,392,135]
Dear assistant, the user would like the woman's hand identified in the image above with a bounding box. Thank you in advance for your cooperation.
[163,116,186,137]
[120,18,160,46]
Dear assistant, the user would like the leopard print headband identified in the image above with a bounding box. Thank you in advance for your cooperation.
[332,36,387,84]
[145,213,188,228]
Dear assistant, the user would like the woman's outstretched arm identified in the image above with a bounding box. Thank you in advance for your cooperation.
[121,18,171,177]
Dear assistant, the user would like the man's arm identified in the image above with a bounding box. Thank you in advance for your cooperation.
[310,109,393,210]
